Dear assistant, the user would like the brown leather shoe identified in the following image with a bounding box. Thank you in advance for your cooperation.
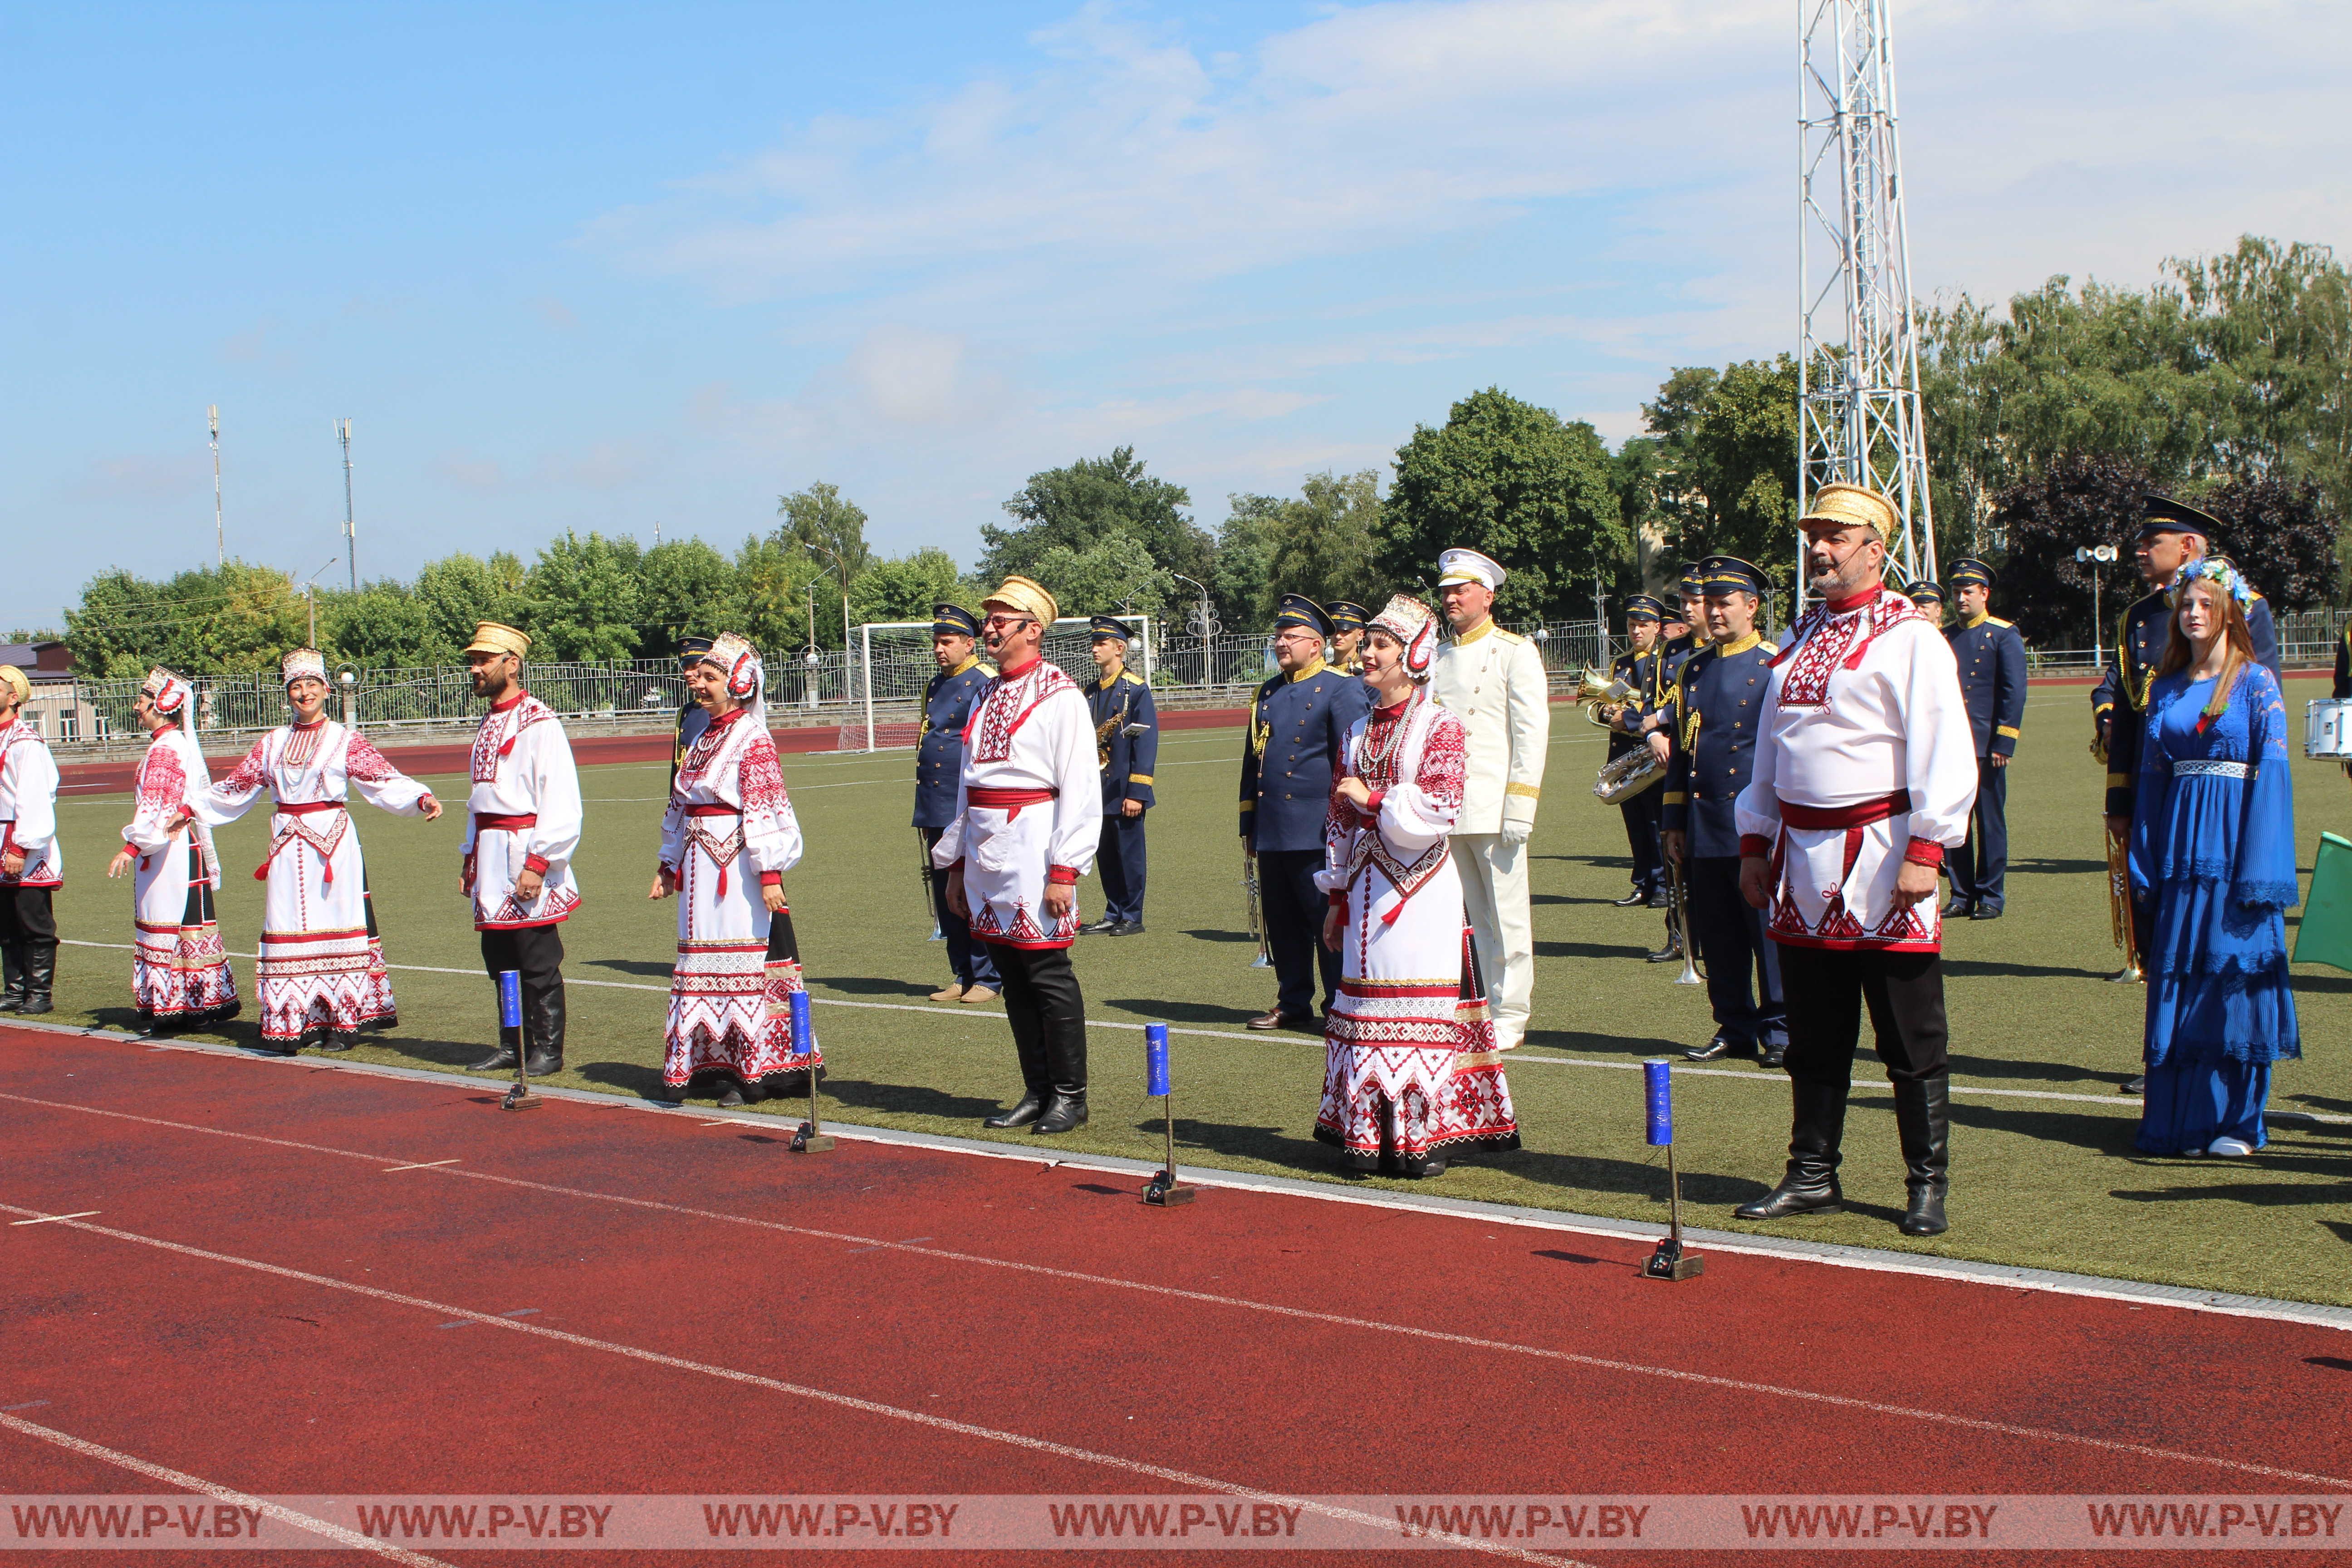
[927,984,966,1003]
[958,986,999,1004]
[1245,1010,1289,1030]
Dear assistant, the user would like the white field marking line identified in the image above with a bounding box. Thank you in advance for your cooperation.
[380,1159,461,1172]
[54,940,2335,1120]
[0,1409,456,1568]
[9,1211,100,1226]
[4,1096,2346,1486]
[0,1205,1584,1568]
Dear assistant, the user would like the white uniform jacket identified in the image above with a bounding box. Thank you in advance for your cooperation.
[1428,621,1550,835]
[461,691,585,931]
[0,717,62,888]
[1734,587,1978,953]
[931,656,1103,950]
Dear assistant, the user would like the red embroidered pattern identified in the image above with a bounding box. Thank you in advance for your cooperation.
[738,736,789,819]
[219,737,272,796]
[470,697,548,783]
[137,743,187,813]
[971,663,1074,764]
[1777,593,1918,707]
[1415,709,1468,810]
[343,732,402,784]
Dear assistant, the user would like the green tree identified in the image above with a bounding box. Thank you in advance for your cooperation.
[524,532,644,662]
[638,539,745,658]
[734,535,832,653]
[776,480,873,589]
[412,553,526,656]
[320,580,447,668]
[1382,387,1627,620]
[65,562,308,678]
[983,447,1210,589]
[853,547,974,626]
[1261,470,1387,617]
[1210,495,1282,632]
[1028,531,1175,627]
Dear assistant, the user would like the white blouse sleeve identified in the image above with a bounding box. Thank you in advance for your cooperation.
[192,737,271,827]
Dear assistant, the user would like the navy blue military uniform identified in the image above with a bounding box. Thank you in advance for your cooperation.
[1327,600,1369,676]
[1942,560,2027,917]
[671,635,714,795]
[1906,581,1945,621]
[1240,596,1371,1024]
[1085,616,1158,932]
[2092,500,2282,965]
[1605,595,1670,904]
[915,605,1000,993]
[1637,576,1706,961]
[1660,557,1785,1059]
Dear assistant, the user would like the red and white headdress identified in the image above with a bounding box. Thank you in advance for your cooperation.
[701,632,762,699]
[1370,594,1438,681]
[140,666,190,717]
[281,648,328,690]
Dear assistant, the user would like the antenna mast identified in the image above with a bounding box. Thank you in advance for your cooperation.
[1798,0,1935,597]
[337,417,358,591]
[209,404,223,568]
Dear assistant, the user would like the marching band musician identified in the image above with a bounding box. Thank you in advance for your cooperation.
[1429,549,1550,1051]
[1731,485,1977,1238]
[1083,614,1156,937]
[1240,594,1369,1031]
[1660,558,1786,1066]
[1638,568,1708,964]
[459,623,584,1079]
[915,604,1000,1005]
[107,667,239,1029]
[671,635,715,794]
[1942,560,2027,922]
[937,577,1104,1133]
[0,665,63,1015]
[1327,602,1370,676]
[191,649,444,1053]
[2092,496,2281,1023]
[1906,580,1945,622]
[1600,594,1670,910]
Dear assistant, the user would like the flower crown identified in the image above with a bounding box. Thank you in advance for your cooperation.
[2173,557,2254,609]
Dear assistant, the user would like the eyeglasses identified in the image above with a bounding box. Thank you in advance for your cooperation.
[982,614,1034,631]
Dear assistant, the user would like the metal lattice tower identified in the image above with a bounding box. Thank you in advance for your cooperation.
[1798,0,1935,592]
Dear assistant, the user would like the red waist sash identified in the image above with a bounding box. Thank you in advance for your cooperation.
[473,813,538,831]
[968,785,1056,821]
[1777,790,1911,830]
[683,803,740,818]
[277,800,344,816]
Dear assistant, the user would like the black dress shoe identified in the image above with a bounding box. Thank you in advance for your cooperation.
[1684,1034,1750,1063]
[985,1091,1046,1128]
[1734,1181,1842,1220]
[715,1082,746,1108]
[1969,906,2002,921]
[1245,1010,1292,1030]
[1033,1093,1088,1135]
[469,1044,520,1073]
[2119,1075,2146,1097]
[1759,1039,1788,1069]
[1646,941,1684,964]
[1940,897,1973,919]
[1612,889,1649,907]
[1108,920,1145,936]
[1900,1186,1949,1236]
[1080,917,1119,935]
[1647,890,1671,909]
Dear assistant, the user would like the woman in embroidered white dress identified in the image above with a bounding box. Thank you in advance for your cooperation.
[1315,596,1520,1177]
[107,667,239,1028]
[650,633,815,1107]
[189,650,441,1052]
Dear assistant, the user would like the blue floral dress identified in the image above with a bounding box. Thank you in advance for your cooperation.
[2127,663,2302,1153]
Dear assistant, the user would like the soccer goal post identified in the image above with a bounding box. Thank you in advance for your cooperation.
[845,614,1153,753]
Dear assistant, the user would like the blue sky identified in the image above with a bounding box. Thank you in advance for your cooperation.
[5,0,2347,630]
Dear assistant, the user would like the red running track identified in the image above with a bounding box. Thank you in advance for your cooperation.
[4,1024,2350,1565]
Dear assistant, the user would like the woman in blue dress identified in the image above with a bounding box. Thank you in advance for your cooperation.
[2127,559,2302,1156]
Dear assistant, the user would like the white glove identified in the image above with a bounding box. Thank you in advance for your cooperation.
[1500,819,1533,848]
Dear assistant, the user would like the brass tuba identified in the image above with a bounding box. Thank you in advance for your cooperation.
[1575,666,1638,728]
[1594,744,1664,804]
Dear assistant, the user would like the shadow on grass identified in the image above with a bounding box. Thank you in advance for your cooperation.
[825,1075,1010,1122]
[1944,1096,2142,1156]
[575,1060,679,1102]
[1521,1029,1693,1061]
[587,958,671,979]
[1941,957,2114,981]
[813,974,948,1001]
[2014,857,2105,876]
[1946,1052,2135,1088]
[1534,940,1655,963]
[1104,997,1262,1027]
[1182,929,1255,945]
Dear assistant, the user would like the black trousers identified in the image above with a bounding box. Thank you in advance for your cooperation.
[1618,784,1665,896]
[1778,942,1949,1088]
[921,827,999,988]
[1258,847,1340,1019]
[1949,758,2009,910]
[989,942,1087,1095]
[1098,809,1147,923]
[1686,856,1785,1046]
[480,924,565,1029]
[0,885,57,946]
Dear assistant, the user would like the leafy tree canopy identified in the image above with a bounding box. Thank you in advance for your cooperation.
[983,447,1211,594]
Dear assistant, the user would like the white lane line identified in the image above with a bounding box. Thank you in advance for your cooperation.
[0,1205,1583,1568]
[54,939,2230,1117]
[0,1409,456,1567]
[379,1159,461,1173]
[9,1211,100,1226]
[3,1106,2344,1485]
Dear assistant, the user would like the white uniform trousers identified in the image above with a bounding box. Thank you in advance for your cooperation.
[1451,833,1532,1049]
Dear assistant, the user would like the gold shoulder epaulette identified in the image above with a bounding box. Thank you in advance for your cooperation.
[1986,616,2014,629]
[1120,669,1145,685]
[1493,627,1527,645]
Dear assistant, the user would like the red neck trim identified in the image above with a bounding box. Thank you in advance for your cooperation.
[1825,584,1884,614]
[490,689,529,713]
[150,724,173,738]
[1373,698,1411,720]
[0,717,17,735]
[291,717,327,733]
[706,707,747,731]
[996,655,1042,679]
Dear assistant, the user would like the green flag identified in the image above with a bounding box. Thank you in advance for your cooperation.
[2292,831,2352,972]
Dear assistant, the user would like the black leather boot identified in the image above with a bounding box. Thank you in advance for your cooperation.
[522,985,565,1077]
[1033,1014,1089,1135]
[470,1027,521,1073]
[1735,1078,1847,1219]
[0,943,24,1012]
[19,942,55,1016]
[1893,1076,1950,1236]
[985,1020,1051,1128]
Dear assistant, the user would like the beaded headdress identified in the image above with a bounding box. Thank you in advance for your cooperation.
[1368,594,1437,681]
[140,666,190,716]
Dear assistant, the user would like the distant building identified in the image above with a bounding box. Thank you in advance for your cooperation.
[0,641,90,743]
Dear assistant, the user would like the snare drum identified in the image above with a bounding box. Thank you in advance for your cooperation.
[2306,698,2352,760]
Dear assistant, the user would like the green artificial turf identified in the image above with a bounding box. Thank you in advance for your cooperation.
[32,689,2352,1305]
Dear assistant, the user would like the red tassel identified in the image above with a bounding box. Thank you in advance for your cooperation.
[715,864,728,898]
[253,861,269,882]
[1382,902,1406,927]
[498,735,519,758]
[322,861,333,889]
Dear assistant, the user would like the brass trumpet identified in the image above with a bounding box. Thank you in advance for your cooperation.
[1575,665,1638,728]
[2106,826,2142,981]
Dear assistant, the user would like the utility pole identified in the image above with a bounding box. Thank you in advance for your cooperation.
[209,405,224,567]
[1797,0,1936,603]
[336,418,357,590]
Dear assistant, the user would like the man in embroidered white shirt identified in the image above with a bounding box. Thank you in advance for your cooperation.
[1732,484,1977,1238]
[937,576,1104,1135]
